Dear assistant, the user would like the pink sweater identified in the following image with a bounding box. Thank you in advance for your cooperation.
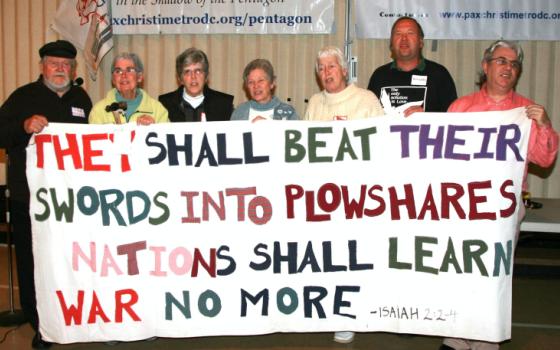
[448,86,559,190]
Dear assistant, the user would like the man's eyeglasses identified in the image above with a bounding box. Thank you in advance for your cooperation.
[113,67,138,75]
[488,57,522,70]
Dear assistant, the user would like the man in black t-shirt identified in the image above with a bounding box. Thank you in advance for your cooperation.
[367,16,457,116]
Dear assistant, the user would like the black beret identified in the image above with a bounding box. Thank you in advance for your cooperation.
[39,40,77,59]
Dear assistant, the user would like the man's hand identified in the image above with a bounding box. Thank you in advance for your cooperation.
[23,115,48,134]
[403,105,424,117]
[526,105,551,127]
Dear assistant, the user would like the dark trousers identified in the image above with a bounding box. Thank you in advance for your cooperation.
[11,200,39,332]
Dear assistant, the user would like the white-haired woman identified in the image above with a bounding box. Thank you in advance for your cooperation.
[304,46,384,121]
[304,46,384,345]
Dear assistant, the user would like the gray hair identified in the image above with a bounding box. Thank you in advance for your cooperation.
[176,48,209,77]
[477,40,524,87]
[482,40,524,64]
[242,58,275,85]
[315,46,347,73]
[111,52,144,73]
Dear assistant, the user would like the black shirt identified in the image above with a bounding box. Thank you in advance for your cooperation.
[159,86,234,122]
[367,58,457,113]
[0,79,92,202]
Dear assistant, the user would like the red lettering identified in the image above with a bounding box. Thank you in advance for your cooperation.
[317,183,341,213]
[306,190,330,221]
[499,179,516,218]
[56,290,85,325]
[82,133,111,171]
[115,289,141,323]
[191,248,217,277]
[365,185,386,217]
[181,191,201,223]
[417,184,440,220]
[117,241,148,275]
[341,185,367,219]
[120,130,135,172]
[285,185,304,219]
[226,187,257,221]
[247,195,273,225]
[87,291,111,323]
[468,181,496,220]
[32,133,116,171]
[56,289,141,325]
[441,183,466,219]
[388,184,416,220]
[34,134,53,168]
[53,134,82,170]
[202,191,225,221]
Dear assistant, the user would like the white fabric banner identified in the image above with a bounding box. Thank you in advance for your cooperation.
[52,0,114,80]
[28,109,530,344]
[355,0,560,40]
[111,0,334,34]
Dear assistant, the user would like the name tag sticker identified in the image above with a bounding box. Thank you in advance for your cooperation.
[72,107,86,118]
[411,75,427,86]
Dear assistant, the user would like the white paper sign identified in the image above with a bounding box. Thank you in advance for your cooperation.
[28,109,530,344]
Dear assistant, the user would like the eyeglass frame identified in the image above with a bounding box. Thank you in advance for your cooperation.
[487,56,522,70]
[112,67,139,75]
[181,68,205,77]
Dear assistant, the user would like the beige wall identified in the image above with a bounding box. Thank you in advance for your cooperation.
[1,0,559,197]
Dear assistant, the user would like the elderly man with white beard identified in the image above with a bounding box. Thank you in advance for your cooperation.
[0,39,92,349]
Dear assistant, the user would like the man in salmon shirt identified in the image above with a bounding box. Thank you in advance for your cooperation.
[442,40,558,350]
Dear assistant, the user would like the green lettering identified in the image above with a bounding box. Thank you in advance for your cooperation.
[415,236,439,274]
[493,240,513,276]
[149,192,169,225]
[308,127,332,163]
[463,240,488,276]
[335,128,358,161]
[388,237,412,270]
[284,130,305,162]
[353,126,377,160]
[34,188,50,222]
[440,237,463,273]
[165,291,191,320]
